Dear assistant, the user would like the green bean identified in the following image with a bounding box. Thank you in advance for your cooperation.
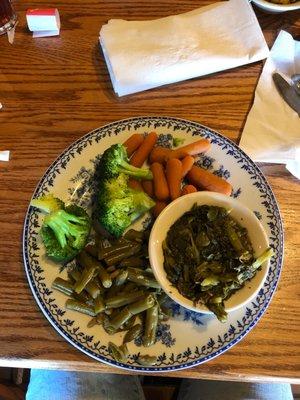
[108,307,132,331]
[69,269,81,281]
[78,251,112,288]
[94,294,105,314]
[127,294,155,315]
[108,342,128,363]
[123,324,142,344]
[101,240,135,260]
[103,315,116,334]
[120,315,136,331]
[115,269,128,286]
[143,304,158,347]
[67,271,77,285]
[97,237,112,260]
[98,269,112,289]
[52,277,74,296]
[74,266,96,294]
[137,355,157,366]
[127,268,161,289]
[105,290,145,309]
[70,269,102,299]
[123,229,144,242]
[85,279,101,299]
[120,282,138,293]
[66,299,96,317]
[71,291,91,303]
[87,313,104,328]
[119,257,145,268]
[55,227,168,353]
[104,244,141,266]
[108,294,154,331]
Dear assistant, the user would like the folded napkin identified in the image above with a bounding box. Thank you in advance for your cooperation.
[240,31,300,179]
[99,0,269,96]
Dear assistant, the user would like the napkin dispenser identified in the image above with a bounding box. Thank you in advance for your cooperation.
[26,8,60,38]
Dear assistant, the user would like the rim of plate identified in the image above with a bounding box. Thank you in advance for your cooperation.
[22,116,284,372]
[251,0,300,12]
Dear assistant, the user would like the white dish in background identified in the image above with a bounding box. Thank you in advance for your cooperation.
[149,192,270,315]
[251,0,300,13]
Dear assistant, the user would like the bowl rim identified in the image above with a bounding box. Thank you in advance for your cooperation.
[149,191,271,315]
[251,0,300,11]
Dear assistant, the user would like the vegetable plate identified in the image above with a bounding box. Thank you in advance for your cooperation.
[23,116,283,372]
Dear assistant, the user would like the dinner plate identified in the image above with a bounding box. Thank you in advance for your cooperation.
[23,116,283,372]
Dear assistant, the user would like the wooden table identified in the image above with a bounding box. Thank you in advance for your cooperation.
[0,0,299,384]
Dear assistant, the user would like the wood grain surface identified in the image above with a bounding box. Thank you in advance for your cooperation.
[0,0,300,383]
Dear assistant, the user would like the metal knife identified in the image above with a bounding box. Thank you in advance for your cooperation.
[272,72,300,117]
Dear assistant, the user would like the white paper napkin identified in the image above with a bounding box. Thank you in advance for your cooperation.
[99,0,269,96]
[240,31,300,179]
[0,151,10,161]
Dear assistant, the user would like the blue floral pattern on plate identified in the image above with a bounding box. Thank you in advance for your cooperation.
[23,116,283,372]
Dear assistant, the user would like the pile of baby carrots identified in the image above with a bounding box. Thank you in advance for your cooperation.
[123,132,232,218]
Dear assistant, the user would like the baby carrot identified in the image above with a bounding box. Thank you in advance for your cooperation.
[181,155,194,178]
[142,180,154,198]
[172,139,211,159]
[124,134,144,157]
[152,201,168,218]
[187,166,232,196]
[128,179,144,192]
[149,139,210,164]
[149,147,172,164]
[166,159,182,200]
[130,132,158,167]
[150,162,169,201]
[181,185,197,196]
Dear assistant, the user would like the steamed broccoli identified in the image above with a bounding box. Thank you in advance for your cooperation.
[100,144,153,180]
[30,194,91,263]
[96,145,155,237]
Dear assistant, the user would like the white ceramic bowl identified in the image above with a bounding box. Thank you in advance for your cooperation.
[251,0,300,13]
[149,191,271,314]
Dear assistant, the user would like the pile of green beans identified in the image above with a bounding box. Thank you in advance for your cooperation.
[51,229,168,366]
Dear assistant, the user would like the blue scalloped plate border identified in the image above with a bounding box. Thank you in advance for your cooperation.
[23,116,284,372]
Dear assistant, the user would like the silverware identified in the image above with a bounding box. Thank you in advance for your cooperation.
[272,72,300,117]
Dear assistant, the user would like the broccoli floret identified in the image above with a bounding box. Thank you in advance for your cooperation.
[100,144,153,180]
[95,143,155,237]
[97,175,155,238]
[98,179,155,237]
[31,195,91,263]
[30,194,64,214]
[101,173,128,199]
